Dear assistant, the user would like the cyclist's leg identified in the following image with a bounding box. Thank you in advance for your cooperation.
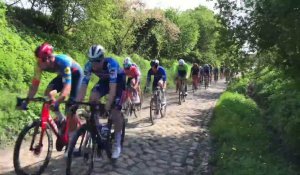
[45,76,65,123]
[184,78,188,94]
[130,78,140,104]
[65,70,84,148]
[90,80,109,125]
[111,73,126,159]
[157,79,166,104]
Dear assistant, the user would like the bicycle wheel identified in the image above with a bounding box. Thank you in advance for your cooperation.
[14,120,52,175]
[149,98,155,125]
[66,124,95,175]
[178,90,182,105]
[160,102,167,118]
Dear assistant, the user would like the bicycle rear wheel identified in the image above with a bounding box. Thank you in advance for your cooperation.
[66,124,95,175]
[14,120,52,175]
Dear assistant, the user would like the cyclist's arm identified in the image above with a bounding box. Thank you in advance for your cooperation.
[27,64,42,99]
[184,64,189,79]
[175,65,179,77]
[146,69,152,87]
[131,66,140,89]
[107,63,118,108]
[160,67,167,89]
[76,62,92,102]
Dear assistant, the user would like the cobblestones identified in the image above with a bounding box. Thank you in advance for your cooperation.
[0,81,226,175]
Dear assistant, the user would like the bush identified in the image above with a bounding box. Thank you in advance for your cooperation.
[210,92,297,175]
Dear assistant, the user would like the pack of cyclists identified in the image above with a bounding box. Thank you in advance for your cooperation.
[21,42,226,162]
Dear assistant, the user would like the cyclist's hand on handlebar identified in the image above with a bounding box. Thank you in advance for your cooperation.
[16,97,29,110]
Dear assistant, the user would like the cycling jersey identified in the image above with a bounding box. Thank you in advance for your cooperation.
[213,67,219,74]
[82,57,123,85]
[124,64,141,81]
[203,64,210,75]
[82,57,126,109]
[33,54,81,85]
[176,64,188,78]
[191,66,200,76]
[147,66,167,88]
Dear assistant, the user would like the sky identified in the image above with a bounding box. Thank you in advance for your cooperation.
[141,0,218,12]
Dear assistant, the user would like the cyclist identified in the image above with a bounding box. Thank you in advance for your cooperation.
[220,65,224,79]
[213,66,219,82]
[22,42,83,151]
[146,59,167,104]
[76,44,126,159]
[190,63,200,90]
[123,57,141,104]
[203,64,210,87]
[199,65,204,86]
[176,59,188,95]
[224,67,231,83]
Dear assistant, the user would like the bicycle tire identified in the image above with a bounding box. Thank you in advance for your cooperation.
[121,118,126,147]
[66,124,94,175]
[14,120,52,175]
[160,103,167,118]
[149,98,155,125]
[178,90,182,105]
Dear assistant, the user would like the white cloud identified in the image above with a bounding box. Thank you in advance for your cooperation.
[141,0,217,12]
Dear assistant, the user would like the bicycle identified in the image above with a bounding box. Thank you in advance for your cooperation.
[148,86,167,125]
[66,102,126,175]
[122,88,142,121]
[14,97,82,175]
[178,78,186,105]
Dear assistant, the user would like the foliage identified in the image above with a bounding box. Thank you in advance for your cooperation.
[210,92,298,175]
[250,68,300,156]
[216,0,300,78]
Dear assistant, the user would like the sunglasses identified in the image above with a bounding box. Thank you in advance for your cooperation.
[40,55,51,63]
[89,59,101,63]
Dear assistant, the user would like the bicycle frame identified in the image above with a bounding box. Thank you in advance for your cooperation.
[30,103,68,153]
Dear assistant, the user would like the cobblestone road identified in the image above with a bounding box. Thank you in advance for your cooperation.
[0,80,226,175]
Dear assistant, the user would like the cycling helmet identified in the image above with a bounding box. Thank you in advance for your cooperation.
[123,57,132,69]
[88,45,105,61]
[35,43,53,60]
[178,59,185,66]
[150,59,159,67]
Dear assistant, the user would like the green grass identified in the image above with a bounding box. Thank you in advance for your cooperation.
[210,92,298,175]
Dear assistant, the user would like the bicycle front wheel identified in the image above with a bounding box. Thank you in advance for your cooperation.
[149,99,156,125]
[66,124,95,175]
[14,120,53,175]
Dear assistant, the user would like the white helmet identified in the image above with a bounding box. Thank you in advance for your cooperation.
[88,45,105,60]
[179,59,185,65]
[150,59,159,67]
[123,57,133,69]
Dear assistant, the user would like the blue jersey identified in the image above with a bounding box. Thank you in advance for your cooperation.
[147,66,167,82]
[35,54,81,85]
[82,57,123,85]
